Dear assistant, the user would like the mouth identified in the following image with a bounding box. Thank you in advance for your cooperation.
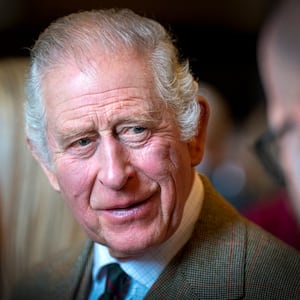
[103,196,153,219]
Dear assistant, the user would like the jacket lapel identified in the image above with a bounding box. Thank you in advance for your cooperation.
[72,240,94,300]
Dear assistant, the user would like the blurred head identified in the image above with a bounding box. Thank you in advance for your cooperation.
[25,9,209,258]
[258,0,300,221]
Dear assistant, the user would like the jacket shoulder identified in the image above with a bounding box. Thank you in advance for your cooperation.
[244,221,300,296]
[147,175,300,299]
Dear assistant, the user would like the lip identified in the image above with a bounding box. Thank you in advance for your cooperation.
[100,195,155,221]
[106,196,148,210]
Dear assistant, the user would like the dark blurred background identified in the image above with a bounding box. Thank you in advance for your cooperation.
[0,0,278,125]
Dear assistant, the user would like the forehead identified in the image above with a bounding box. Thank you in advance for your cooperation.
[44,51,153,96]
[41,51,160,118]
[261,50,299,127]
[263,39,300,94]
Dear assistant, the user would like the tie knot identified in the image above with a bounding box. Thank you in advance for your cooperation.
[99,263,130,300]
[106,263,126,285]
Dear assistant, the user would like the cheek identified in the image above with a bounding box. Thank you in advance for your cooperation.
[284,154,300,217]
[55,158,96,201]
[54,159,102,233]
[133,142,180,180]
[282,142,300,185]
[150,140,192,181]
[134,141,192,202]
[135,141,193,199]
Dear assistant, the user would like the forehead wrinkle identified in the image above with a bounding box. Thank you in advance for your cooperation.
[53,97,163,138]
[52,89,151,122]
[76,85,154,100]
[59,86,156,118]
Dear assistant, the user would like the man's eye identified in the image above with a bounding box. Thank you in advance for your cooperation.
[77,138,91,146]
[116,125,150,146]
[67,136,97,158]
[132,126,145,134]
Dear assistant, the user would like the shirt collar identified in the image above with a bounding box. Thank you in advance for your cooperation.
[92,171,204,289]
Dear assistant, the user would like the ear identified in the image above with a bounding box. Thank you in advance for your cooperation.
[188,95,210,167]
[27,138,61,192]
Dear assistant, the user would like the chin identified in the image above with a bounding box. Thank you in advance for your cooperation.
[106,243,148,260]
[106,234,165,260]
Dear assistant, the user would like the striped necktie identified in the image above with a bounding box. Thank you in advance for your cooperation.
[99,263,130,300]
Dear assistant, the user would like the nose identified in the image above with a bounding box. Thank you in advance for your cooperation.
[97,135,134,190]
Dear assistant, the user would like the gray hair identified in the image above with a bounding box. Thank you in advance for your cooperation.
[25,9,200,166]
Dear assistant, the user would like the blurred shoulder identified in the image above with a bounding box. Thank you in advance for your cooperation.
[10,239,93,300]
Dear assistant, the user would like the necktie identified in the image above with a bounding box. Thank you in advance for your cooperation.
[99,263,130,300]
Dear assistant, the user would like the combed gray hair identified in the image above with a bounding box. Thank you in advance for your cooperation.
[25,9,200,166]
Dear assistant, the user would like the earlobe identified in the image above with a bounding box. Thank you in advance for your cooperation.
[188,96,210,166]
[26,138,61,192]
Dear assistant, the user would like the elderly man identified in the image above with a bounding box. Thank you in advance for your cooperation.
[12,9,300,300]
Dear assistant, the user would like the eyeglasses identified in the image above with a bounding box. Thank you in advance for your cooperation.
[254,121,294,186]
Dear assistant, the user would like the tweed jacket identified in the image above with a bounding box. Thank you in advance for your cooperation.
[12,175,300,299]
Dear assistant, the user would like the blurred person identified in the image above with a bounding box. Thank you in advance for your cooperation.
[0,58,85,300]
[244,0,300,250]
[11,9,300,300]
[0,194,2,299]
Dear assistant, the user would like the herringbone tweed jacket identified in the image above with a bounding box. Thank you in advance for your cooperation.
[12,175,300,299]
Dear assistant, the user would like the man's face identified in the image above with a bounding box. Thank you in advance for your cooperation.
[262,45,300,221]
[40,52,202,258]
